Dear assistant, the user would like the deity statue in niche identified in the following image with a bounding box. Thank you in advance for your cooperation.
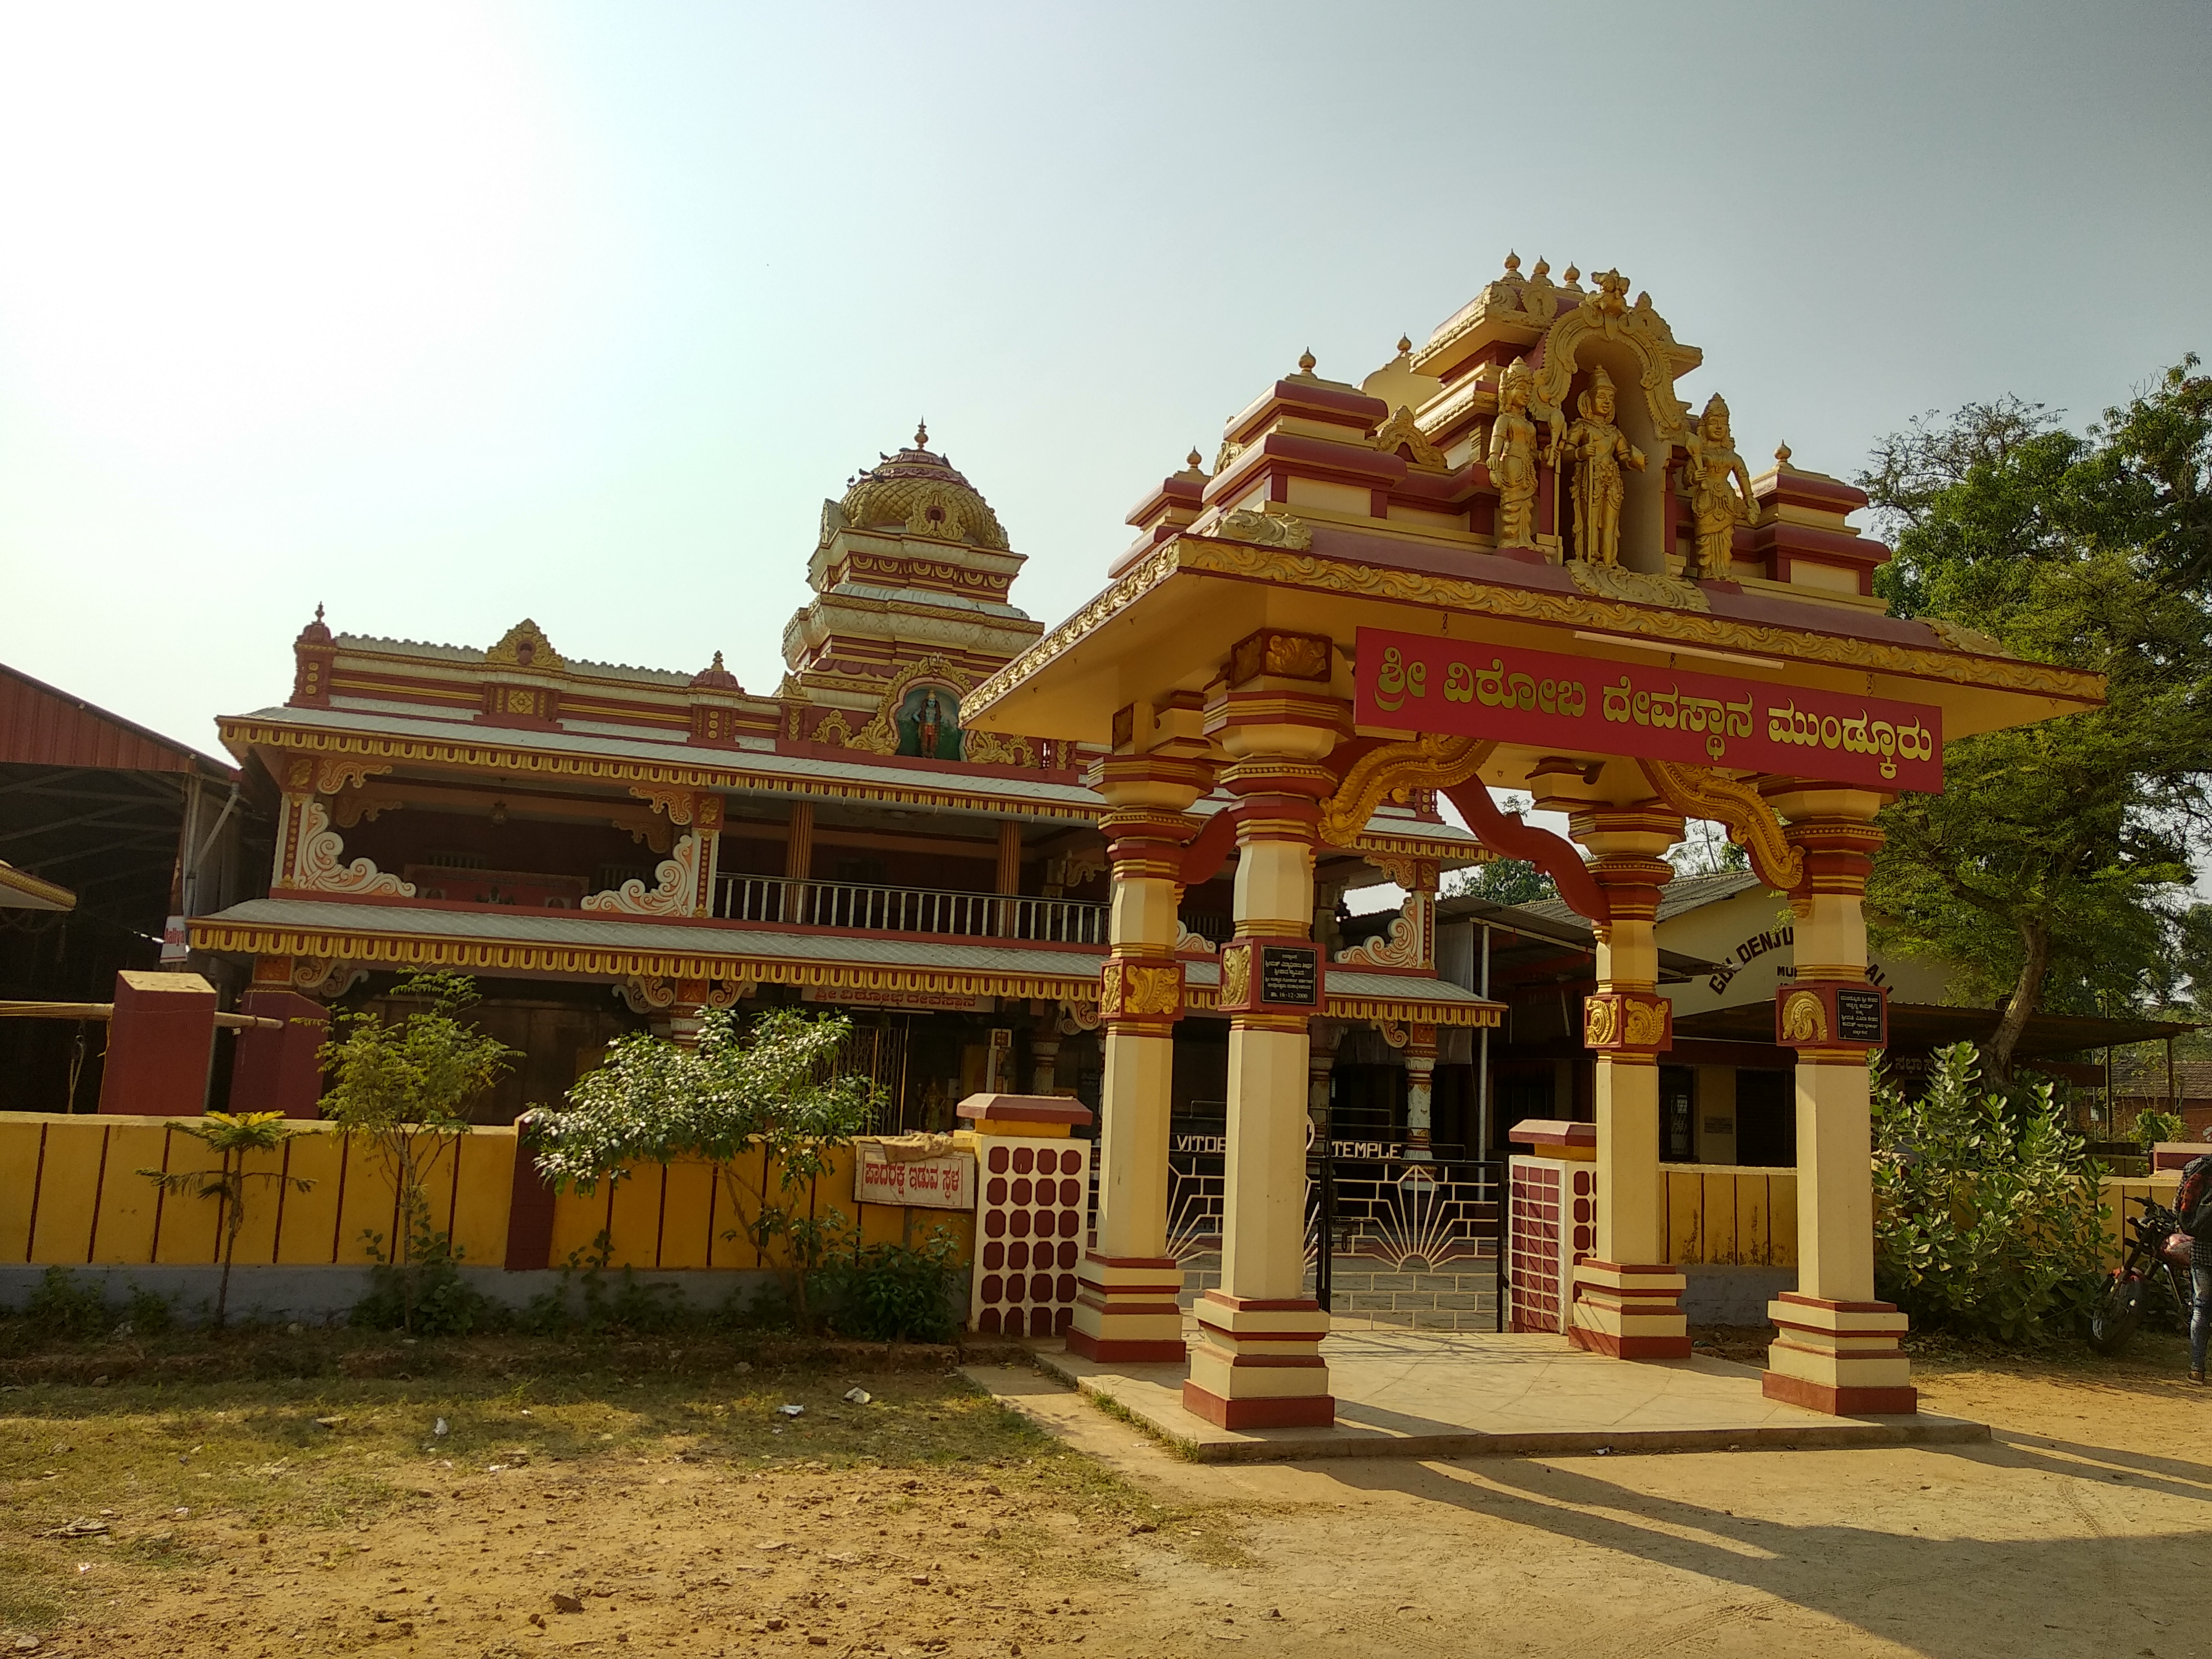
[1486,357,1546,548]
[1678,393,1758,580]
[896,685,963,760]
[1554,364,1645,567]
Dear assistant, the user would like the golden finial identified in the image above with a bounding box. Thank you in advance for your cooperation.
[1186,448,1203,469]
[1564,264,1580,284]
[1504,251,1521,274]
[1297,348,1317,374]
[314,602,325,624]
[1775,440,1793,466]
[1531,257,1550,276]
[914,419,928,448]
[711,650,726,670]
[1397,334,1412,355]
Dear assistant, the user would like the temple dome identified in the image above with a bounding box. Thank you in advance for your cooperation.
[828,424,1010,551]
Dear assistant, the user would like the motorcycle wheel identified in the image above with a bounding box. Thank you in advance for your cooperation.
[2085,1272,2144,1356]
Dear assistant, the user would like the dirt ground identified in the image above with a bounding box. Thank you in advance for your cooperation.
[3,1324,2208,1659]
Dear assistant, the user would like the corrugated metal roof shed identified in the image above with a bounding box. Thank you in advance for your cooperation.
[1,663,232,777]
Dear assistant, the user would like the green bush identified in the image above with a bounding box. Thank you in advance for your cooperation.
[21,1267,111,1338]
[1872,1043,2107,1342]
[351,1220,491,1337]
[515,1232,685,1335]
[823,1229,966,1343]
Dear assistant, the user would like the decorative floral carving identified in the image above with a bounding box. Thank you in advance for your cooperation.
[315,758,392,797]
[614,977,677,1015]
[1566,559,1712,612]
[629,785,697,825]
[1779,988,1827,1044]
[1378,1020,1410,1048]
[963,729,1036,767]
[1334,891,1434,971]
[484,619,565,671]
[1057,997,1101,1035]
[1209,509,1313,551]
[1371,405,1448,472]
[1218,942,1251,1007]
[1173,921,1218,956]
[582,834,700,917]
[1100,960,1183,1018]
[291,957,366,999]
[291,800,415,897]
[811,709,856,747]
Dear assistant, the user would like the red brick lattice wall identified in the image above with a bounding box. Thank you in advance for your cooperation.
[1507,1157,1595,1334]
[970,1139,1090,1337]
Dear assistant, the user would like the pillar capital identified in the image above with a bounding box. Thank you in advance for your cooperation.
[1089,752,1215,812]
[1205,688,1349,764]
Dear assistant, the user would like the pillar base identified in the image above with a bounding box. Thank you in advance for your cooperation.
[1067,1254,1189,1364]
[1182,1291,1333,1427]
[1567,1260,1690,1359]
[1762,1292,1916,1415]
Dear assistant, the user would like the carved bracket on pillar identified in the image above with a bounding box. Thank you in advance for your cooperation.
[1318,734,1492,848]
[1583,990,1672,1054]
[1441,782,1610,922]
[1638,758,1804,890]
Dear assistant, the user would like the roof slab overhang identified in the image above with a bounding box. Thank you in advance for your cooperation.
[960,528,2104,796]
[190,898,1504,1029]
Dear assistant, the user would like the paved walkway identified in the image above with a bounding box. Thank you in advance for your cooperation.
[990,1330,1986,1462]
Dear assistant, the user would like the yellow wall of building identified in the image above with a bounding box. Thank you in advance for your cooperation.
[2,1115,974,1277]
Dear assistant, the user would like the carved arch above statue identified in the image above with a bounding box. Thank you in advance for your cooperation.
[1527,276,1697,456]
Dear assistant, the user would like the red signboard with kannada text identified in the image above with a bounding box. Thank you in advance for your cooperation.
[1353,628,1942,792]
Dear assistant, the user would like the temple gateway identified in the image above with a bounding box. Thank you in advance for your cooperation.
[182,256,2101,1423]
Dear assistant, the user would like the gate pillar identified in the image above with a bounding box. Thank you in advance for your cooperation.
[1762,789,1916,1415]
[1566,805,1692,1359]
[1067,758,1208,1364]
[1185,717,1340,1428]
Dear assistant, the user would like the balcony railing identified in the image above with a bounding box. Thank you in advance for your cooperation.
[712,874,1108,945]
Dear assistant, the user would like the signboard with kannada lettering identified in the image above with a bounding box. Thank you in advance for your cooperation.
[855,1142,976,1211]
[1354,628,1942,792]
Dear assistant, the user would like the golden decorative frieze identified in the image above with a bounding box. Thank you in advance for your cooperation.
[963,729,1036,767]
[1584,989,1672,1053]
[1637,758,1805,891]
[1227,628,1333,687]
[1566,559,1712,611]
[1924,618,2011,658]
[1100,959,1184,1020]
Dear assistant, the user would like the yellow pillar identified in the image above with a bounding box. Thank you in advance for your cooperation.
[1566,804,1691,1360]
[1067,757,1209,1364]
[1183,641,1343,1430]
[1761,788,1916,1415]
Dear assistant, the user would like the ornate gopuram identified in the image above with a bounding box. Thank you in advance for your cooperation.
[962,257,2103,1425]
[187,427,1489,1187]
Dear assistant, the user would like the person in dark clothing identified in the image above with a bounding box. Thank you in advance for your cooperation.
[2177,1152,2212,1384]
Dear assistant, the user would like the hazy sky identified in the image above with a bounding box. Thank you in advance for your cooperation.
[2,2,2208,762]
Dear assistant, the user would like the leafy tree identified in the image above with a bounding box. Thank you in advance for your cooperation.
[1443,794,1561,905]
[1861,361,2212,1080]
[318,971,517,1332]
[1668,819,1750,879]
[524,1009,875,1331]
[1871,1044,2106,1342]
[139,1111,315,1328]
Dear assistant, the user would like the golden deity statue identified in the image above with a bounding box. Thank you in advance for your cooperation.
[1678,392,1758,580]
[1554,364,1644,567]
[1486,357,1545,547]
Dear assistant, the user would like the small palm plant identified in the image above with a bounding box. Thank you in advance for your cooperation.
[140,1111,316,1328]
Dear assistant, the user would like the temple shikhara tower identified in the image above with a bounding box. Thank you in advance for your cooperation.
[174,253,2104,1423]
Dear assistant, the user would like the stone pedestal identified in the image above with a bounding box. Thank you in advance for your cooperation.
[98,970,216,1117]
